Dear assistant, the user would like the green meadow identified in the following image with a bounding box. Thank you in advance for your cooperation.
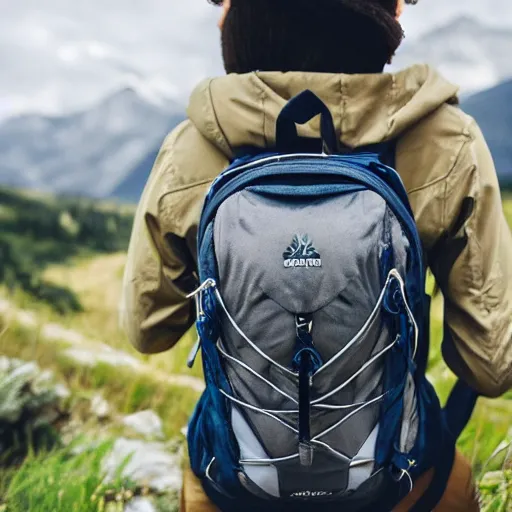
[0,187,510,511]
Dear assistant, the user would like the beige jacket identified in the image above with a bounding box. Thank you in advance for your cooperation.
[121,64,512,398]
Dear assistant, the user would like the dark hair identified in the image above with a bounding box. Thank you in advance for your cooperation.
[210,0,405,75]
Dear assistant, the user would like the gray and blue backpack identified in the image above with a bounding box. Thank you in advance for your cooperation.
[186,91,478,511]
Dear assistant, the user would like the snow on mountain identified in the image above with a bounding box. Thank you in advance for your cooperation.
[0,88,184,198]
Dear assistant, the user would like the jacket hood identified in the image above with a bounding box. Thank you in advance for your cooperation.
[187,64,459,157]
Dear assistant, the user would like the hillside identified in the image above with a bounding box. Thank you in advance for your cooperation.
[0,188,202,511]
[462,80,512,185]
[0,50,511,201]
[0,88,183,200]
[0,189,510,510]
[111,146,160,203]
[0,187,134,312]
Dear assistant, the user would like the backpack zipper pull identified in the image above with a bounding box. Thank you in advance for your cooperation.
[186,279,217,369]
[293,314,322,467]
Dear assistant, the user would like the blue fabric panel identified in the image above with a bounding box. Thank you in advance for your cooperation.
[190,221,242,492]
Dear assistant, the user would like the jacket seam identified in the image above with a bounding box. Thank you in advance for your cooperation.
[207,79,233,157]
[407,132,472,197]
[251,73,269,148]
[340,76,346,142]
[262,85,267,148]
[158,178,213,200]
[339,76,343,142]
[440,115,477,235]
[385,74,397,139]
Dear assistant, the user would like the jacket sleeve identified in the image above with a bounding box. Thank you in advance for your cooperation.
[119,132,199,354]
[429,119,512,398]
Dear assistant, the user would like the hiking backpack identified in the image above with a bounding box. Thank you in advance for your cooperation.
[186,90,478,512]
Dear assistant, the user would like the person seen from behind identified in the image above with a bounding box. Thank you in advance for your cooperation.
[121,0,512,510]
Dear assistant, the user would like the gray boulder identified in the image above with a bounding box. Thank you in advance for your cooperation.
[103,438,181,493]
[122,410,164,440]
[124,497,157,512]
[90,394,111,420]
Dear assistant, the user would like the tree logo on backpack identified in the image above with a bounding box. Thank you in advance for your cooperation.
[283,234,322,268]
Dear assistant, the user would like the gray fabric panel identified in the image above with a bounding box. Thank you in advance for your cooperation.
[390,205,409,273]
[401,372,419,453]
[307,324,388,457]
[277,446,349,496]
[232,407,280,498]
[222,317,388,459]
[312,314,388,398]
[214,190,409,368]
[347,424,379,491]
[220,296,299,399]
[214,189,386,320]
[347,462,375,493]
[317,400,381,459]
[213,187,414,490]
[241,407,298,458]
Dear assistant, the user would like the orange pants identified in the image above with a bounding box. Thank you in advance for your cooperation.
[180,451,480,511]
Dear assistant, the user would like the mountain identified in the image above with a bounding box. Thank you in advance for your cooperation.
[0,88,184,199]
[393,17,512,93]
[462,80,512,186]
[111,147,160,202]
[1,47,510,203]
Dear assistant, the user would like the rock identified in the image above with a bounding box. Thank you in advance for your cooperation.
[0,298,10,314]
[64,347,141,370]
[0,358,65,424]
[90,394,110,419]
[124,497,157,512]
[62,348,98,367]
[122,410,164,440]
[16,310,37,328]
[103,438,181,493]
[54,383,71,399]
[0,357,67,457]
[41,323,86,345]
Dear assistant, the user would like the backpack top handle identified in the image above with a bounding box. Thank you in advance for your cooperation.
[275,90,343,155]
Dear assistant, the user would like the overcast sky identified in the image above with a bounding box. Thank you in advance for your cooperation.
[1,0,512,120]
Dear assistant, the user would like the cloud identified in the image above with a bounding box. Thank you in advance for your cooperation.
[400,0,512,38]
[0,0,222,118]
[1,0,512,120]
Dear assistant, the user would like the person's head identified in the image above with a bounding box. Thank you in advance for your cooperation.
[209,0,410,75]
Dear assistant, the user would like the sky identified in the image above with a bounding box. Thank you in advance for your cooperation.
[1,0,512,120]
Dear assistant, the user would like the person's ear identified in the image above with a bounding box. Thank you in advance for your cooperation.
[396,0,405,19]
[218,0,231,30]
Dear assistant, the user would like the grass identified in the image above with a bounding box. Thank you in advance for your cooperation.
[0,190,510,510]
[3,252,203,381]
[0,320,200,440]
[0,186,134,312]
[479,470,512,511]
[0,440,142,512]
